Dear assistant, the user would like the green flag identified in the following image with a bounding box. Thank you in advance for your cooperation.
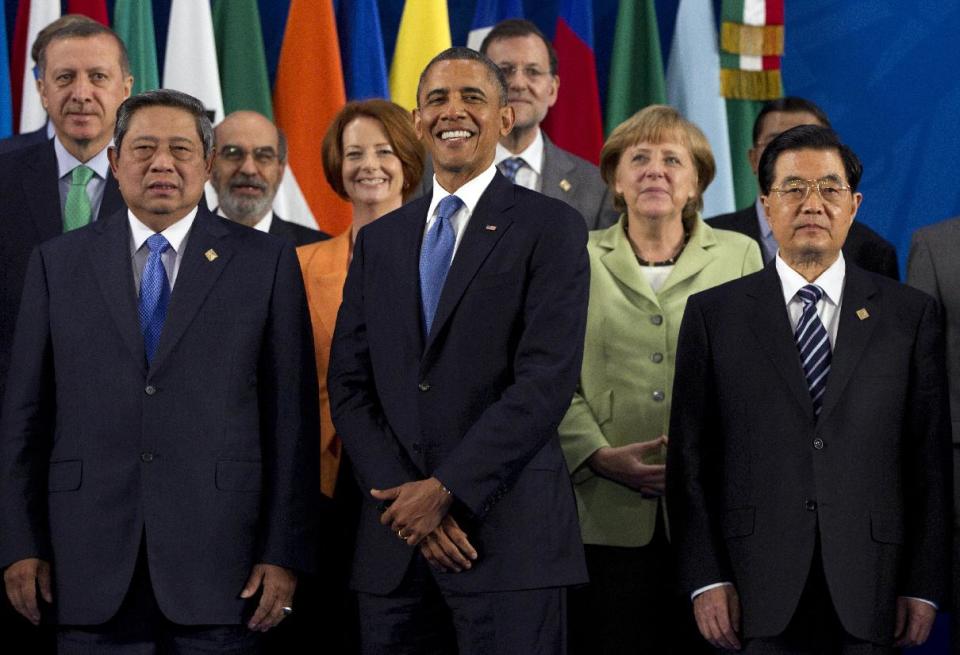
[726,98,763,209]
[212,0,273,119]
[605,0,666,136]
[113,0,159,95]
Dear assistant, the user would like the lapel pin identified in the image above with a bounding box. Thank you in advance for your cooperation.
[856,308,869,320]
[485,224,497,231]
[205,249,218,262]
[559,179,572,192]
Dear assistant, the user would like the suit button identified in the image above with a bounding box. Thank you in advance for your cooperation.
[650,314,663,326]
[813,438,824,450]
[418,382,431,392]
[145,385,156,395]
[140,452,154,463]
[650,352,663,363]
[652,390,665,402]
[805,499,817,511]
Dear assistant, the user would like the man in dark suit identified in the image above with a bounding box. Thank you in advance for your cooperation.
[668,125,950,653]
[328,47,589,653]
[907,217,960,655]
[211,110,329,245]
[477,19,617,230]
[0,89,318,652]
[708,97,899,279]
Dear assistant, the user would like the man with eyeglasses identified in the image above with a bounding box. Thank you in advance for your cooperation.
[211,111,328,245]
[668,124,950,653]
[708,97,899,279]
[476,19,618,231]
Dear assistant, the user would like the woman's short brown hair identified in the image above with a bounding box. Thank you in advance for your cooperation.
[599,105,716,221]
[322,99,425,202]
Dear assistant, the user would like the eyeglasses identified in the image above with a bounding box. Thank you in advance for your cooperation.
[770,178,852,206]
[496,64,549,81]
[218,145,279,165]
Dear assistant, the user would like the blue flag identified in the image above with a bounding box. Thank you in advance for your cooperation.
[0,8,12,138]
[467,0,524,50]
[336,0,389,100]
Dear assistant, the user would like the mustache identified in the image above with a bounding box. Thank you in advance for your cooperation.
[229,174,268,191]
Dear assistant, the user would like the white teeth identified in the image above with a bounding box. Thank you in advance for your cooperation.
[441,130,471,140]
[358,178,387,185]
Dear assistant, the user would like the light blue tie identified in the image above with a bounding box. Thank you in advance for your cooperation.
[139,234,171,364]
[795,284,832,416]
[420,195,463,335]
[499,157,524,182]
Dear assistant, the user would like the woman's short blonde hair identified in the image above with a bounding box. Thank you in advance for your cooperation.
[599,105,716,221]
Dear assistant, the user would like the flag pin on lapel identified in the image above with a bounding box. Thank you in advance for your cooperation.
[485,225,497,231]
[559,179,572,192]
[205,249,218,262]
[856,308,869,320]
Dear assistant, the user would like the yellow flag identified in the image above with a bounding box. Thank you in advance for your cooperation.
[388,0,452,110]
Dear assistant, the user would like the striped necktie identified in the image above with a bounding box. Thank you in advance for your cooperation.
[499,157,524,182]
[795,284,832,416]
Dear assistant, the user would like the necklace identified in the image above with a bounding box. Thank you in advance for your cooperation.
[630,227,691,267]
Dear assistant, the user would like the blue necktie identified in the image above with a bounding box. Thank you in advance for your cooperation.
[420,195,463,335]
[499,157,524,182]
[795,284,832,416]
[139,234,171,364]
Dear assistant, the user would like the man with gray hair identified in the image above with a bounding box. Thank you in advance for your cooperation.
[212,110,328,245]
[0,89,319,652]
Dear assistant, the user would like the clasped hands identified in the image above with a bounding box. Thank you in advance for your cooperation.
[587,435,667,496]
[372,477,478,573]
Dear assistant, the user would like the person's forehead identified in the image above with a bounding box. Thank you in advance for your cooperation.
[424,59,493,91]
[127,106,200,140]
[759,111,823,138]
[217,116,278,147]
[46,34,121,68]
[773,148,845,178]
[485,34,549,64]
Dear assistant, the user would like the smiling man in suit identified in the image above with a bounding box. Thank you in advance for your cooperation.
[0,89,318,653]
[668,125,950,653]
[328,47,589,653]
[211,110,328,246]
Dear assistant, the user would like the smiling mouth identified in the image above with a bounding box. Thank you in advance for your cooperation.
[439,130,472,141]
[357,178,387,186]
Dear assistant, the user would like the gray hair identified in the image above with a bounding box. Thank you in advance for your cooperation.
[35,15,130,78]
[114,89,215,158]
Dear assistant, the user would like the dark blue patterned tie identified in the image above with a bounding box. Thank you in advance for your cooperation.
[499,157,524,182]
[419,195,463,335]
[795,284,832,416]
[139,234,171,364]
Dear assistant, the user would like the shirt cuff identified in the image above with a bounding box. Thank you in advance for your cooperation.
[902,596,938,611]
[691,581,733,601]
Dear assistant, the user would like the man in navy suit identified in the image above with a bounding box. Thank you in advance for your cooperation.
[0,89,318,652]
[668,125,949,653]
[328,47,589,653]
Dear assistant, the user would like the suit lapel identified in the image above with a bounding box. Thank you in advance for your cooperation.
[21,142,63,241]
[657,219,717,297]
[97,171,125,220]
[424,174,514,353]
[396,198,430,355]
[89,209,146,371]
[597,219,660,309]
[149,209,232,371]
[746,265,815,419]
[817,265,879,424]
[540,134,575,200]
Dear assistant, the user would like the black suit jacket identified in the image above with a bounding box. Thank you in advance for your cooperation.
[708,204,900,280]
[667,263,951,644]
[0,125,49,155]
[0,139,125,406]
[0,207,319,625]
[269,213,330,246]
[328,172,589,595]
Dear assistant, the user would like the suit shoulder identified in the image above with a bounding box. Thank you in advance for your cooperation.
[847,221,895,250]
[273,216,330,245]
[688,267,766,308]
[547,142,600,175]
[911,215,960,244]
[705,206,754,231]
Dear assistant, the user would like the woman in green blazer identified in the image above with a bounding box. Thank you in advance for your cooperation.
[562,105,763,654]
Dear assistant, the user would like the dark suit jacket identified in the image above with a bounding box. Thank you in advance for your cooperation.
[666,263,951,644]
[269,213,330,246]
[0,139,125,407]
[0,207,319,625]
[0,125,49,155]
[708,204,900,280]
[328,172,590,595]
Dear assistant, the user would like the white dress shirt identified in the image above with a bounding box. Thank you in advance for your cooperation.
[55,136,111,222]
[217,206,274,233]
[494,128,544,192]
[425,164,497,259]
[129,207,198,293]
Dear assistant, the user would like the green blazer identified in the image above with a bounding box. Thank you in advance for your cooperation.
[559,215,762,547]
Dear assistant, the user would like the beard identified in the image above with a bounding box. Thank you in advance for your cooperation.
[217,174,274,226]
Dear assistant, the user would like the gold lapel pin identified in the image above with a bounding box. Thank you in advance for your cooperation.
[856,308,870,320]
[205,249,219,262]
[485,225,497,231]
[559,179,572,192]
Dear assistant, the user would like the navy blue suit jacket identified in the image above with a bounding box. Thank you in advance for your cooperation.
[0,207,319,625]
[328,172,590,594]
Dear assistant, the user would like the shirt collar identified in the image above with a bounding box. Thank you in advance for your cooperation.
[128,206,199,255]
[494,128,544,175]
[775,251,846,307]
[427,163,498,221]
[216,206,274,233]
[54,136,111,181]
[755,196,773,239]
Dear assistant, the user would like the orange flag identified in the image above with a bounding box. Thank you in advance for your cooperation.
[273,0,351,236]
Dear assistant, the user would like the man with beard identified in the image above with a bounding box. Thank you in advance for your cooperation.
[212,110,328,245]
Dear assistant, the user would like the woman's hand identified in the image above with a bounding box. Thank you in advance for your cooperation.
[587,435,668,496]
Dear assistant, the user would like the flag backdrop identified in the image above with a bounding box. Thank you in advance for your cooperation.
[212,0,273,119]
[162,0,224,124]
[16,0,59,133]
[336,0,389,101]
[466,0,524,51]
[113,0,159,96]
[0,3,12,138]
[605,0,666,136]
[388,0,452,111]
